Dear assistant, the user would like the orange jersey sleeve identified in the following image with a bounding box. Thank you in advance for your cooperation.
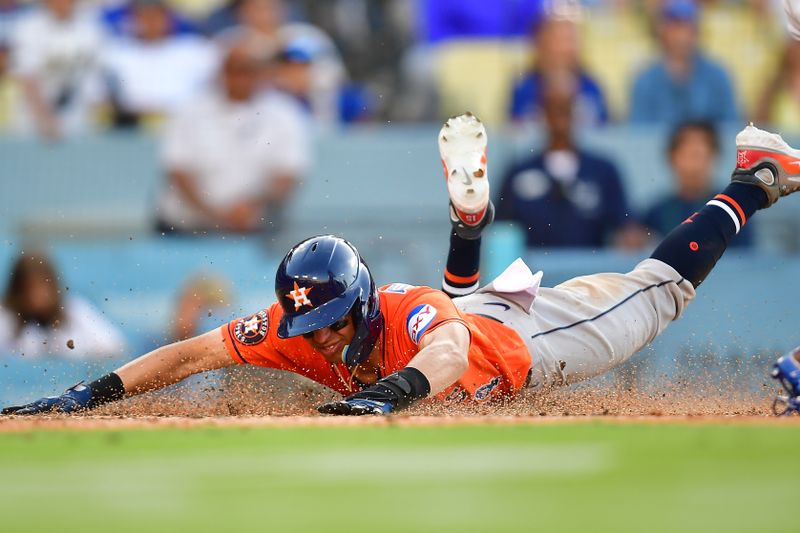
[378,284,532,404]
[377,284,469,372]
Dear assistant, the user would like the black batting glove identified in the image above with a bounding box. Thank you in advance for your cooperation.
[2,372,125,416]
[317,367,431,416]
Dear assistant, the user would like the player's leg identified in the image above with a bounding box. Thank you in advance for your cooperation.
[647,125,799,287]
[526,125,800,388]
[439,113,494,298]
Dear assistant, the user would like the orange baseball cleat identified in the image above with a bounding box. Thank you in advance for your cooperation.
[732,124,800,206]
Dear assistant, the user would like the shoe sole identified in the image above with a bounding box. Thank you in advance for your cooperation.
[438,112,490,223]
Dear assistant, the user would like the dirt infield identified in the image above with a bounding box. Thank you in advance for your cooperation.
[2,356,793,432]
[1,380,795,433]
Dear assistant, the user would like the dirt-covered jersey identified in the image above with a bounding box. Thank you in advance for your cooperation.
[220,284,531,403]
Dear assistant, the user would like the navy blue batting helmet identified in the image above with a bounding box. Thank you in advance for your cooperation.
[275,235,383,366]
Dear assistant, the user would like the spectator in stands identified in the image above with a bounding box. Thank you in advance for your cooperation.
[497,72,645,249]
[99,0,197,38]
[0,251,126,358]
[170,273,230,341]
[754,38,800,134]
[9,0,104,139]
[510,10,609,127]
[643,121,753,247]
[213,0,347,125]
[102,0,218,129]
[629,0,738,125]
[269,43,314,114]
[155,40,310,234]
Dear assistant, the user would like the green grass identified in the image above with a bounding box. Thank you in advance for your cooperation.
[0,422,797,532]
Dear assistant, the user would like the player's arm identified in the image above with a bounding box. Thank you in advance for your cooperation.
[115,329,233,395]
[318,322,470,416]
[2,329,235,415]
[406,322,470,395]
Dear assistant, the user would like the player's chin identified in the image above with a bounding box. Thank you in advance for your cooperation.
[314,341,345,362]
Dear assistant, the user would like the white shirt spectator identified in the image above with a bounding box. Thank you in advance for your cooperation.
[9,4,104,135]
[0,296,126,359]
[786,0,800,39]
[157,88,311,230]
[218,21,347,126]
[101,34,218,119]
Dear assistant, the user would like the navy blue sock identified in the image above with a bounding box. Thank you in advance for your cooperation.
[650,183,767,287]
[442,231,481,298]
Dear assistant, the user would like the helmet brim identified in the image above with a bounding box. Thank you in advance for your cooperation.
[277,291,357,339]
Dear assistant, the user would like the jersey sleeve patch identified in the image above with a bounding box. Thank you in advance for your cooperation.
[406,303,438,344]
[381,283,414,294]
[233,310,269,345]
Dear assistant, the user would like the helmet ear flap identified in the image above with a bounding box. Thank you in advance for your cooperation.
[341,261,383,367]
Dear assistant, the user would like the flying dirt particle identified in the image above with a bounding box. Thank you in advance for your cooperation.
[66,339,75,350]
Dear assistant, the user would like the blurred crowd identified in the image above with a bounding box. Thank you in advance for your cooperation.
[0,0,797,359]
[0,0,794,134]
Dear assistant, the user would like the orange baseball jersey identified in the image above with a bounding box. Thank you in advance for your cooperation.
[220,283,532,403]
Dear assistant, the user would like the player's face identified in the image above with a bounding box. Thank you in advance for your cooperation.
[302,315,356,363]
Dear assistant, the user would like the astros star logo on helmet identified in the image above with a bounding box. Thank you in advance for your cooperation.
[286,281,313,310]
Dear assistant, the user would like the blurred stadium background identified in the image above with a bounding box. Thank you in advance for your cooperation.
[0,0,798,404]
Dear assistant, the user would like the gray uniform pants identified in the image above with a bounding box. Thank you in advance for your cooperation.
[454,259,696,389]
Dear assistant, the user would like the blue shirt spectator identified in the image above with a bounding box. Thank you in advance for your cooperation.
[630,53,738,125]
[497,150,632,247]
[628,0,738,125]
[642,121,753,247]
[512,71,608,126]
[498,71,642,249]
[420,0,544,43]
[511,14,608,126]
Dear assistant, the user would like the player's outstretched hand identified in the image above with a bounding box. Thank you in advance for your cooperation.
[317,368,430,416]
[317,398,392,416]
[1,383,94,415]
